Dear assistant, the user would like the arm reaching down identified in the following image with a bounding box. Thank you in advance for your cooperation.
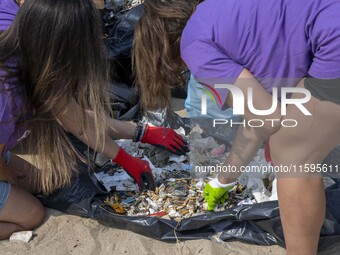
[204,69,283,207]
[55,99,156,191]
[219,69,282,182]
[56,99,121,159]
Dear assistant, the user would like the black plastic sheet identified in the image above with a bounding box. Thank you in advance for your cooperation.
[103,3,143,85]
[109,82,141,121]
[40,154,340,253]
[40,120,340,254]
[103,3,144,121]
[103,3,143,59]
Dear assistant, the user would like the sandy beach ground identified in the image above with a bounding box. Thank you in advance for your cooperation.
[0,99,286,254]
[0,208,285,255]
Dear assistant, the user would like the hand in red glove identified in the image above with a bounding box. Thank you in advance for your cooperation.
[141,125,189,156]
[113,148,156,191]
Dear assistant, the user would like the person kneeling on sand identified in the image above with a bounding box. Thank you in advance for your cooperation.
[0,0,188,239]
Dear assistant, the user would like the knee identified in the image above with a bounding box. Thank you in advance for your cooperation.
[22,201,45,230]
[31,202,45,229]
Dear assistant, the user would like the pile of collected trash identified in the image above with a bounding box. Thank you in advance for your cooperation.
[93,123,281,220]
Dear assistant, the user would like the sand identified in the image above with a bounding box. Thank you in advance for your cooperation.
[0,208,285,255]
[0,99,286,254]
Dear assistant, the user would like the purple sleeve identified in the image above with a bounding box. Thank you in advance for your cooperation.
[0,0,19,31]
[0,92,16,146]
[181,39,243,108]
[308,10,340,79]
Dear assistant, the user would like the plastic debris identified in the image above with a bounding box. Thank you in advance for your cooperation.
[96,136,283,220]
[237,198,256,206]
[104,196,127,214]
[9,231,33,243]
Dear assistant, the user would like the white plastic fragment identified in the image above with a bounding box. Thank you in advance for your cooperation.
[94,171,138,192]
[253,191,271,203]
[188,190,197,197]
[9,231,33,243]
[174,127,186,136]
[269,178,278,201]
[195,180,205,189]
[237,198,256,206]
[146,198,159,210]
[169,155,187,163]
[168,209,181,218]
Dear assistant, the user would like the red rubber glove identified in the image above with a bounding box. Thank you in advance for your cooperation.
[141,125,189,155]
[113,148,156,191]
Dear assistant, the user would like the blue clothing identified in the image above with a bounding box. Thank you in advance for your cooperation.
[0,181,11,211]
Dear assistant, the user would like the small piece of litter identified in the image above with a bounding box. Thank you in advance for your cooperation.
[9,231,33,243]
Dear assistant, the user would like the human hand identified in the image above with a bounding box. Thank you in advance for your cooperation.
[203,178,236,211]
[113,148,156,191]
[141,125,189,155]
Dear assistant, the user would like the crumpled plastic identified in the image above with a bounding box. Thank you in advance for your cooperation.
[141,108,190,135]
[103,2,143,59]
[109,82,141,121]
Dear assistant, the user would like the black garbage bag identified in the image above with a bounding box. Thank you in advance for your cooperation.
[103,2,143,85]
[109,82,141,121]
[38,134,109,217]
[39,117,340,254]
[103,2,144,120]
[40,159,340,254]
[103,2,143,60]
[40,160,340,253]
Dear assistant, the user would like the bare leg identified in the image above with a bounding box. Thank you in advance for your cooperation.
[270,80,340,254]
[0,185,45,239]
[277,178,325,255]
[0,222,25,240]
[8,154,41,194]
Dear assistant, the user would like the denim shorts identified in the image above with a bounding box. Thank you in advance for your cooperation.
[304,77,340,105]
[0,181,11,211]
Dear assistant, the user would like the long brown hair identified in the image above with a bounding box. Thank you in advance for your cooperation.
[133,0,201,110]
[0,0,110,195]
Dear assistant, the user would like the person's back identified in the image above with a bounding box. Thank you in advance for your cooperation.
[181,0,340,99]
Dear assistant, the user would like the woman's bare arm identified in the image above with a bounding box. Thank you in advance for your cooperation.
[56,99,121,159]
[218,69,282,183]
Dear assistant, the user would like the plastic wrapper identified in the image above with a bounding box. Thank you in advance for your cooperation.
[142,108,191,135]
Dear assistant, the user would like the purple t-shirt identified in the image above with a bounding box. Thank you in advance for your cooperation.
[181,0,340,107]
[0,70,30,154]
[0,0,28,154]
[0,0,17,31]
